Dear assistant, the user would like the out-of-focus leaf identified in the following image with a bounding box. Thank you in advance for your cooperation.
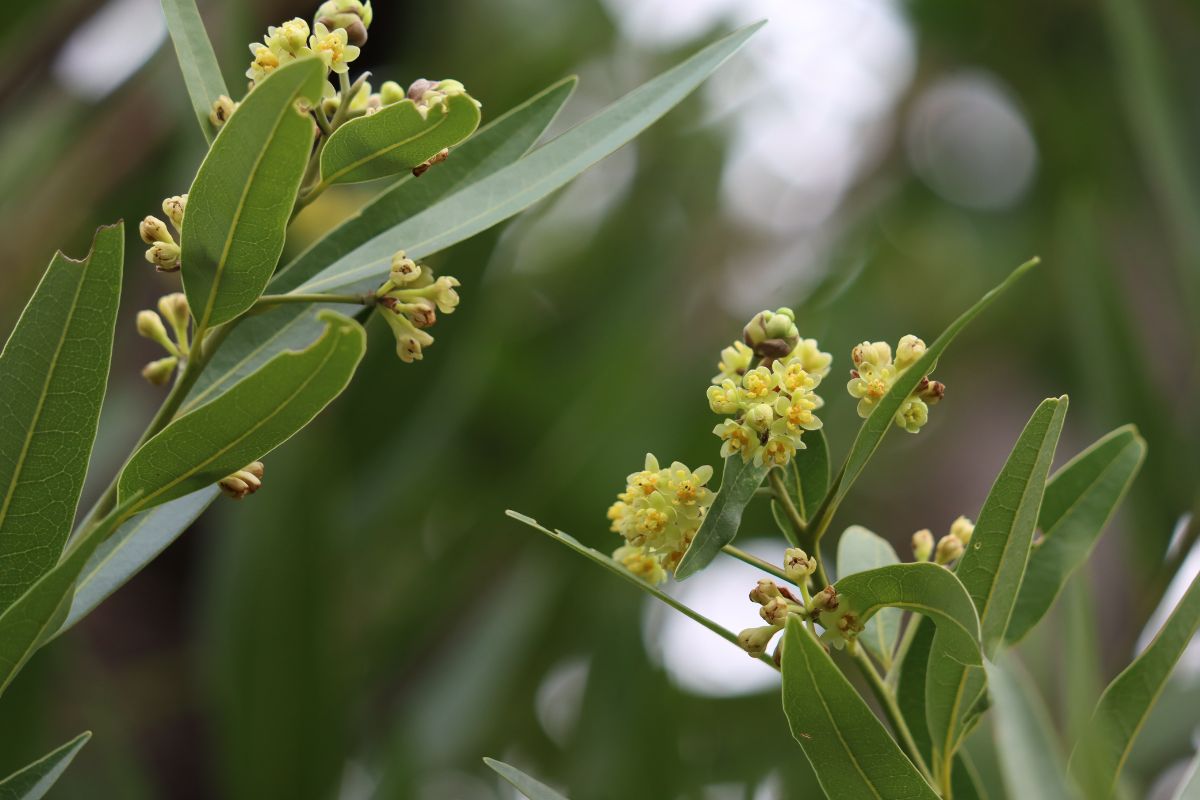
[117,312,365,513]
[1005,425,1145,644]
[830,562,980,668]
[835,526,903,667]
[319,93,482,186]
[1069,570,1200,799]
[56,488,217,636]
[897,616,936,763]
[0,731,90,800]
[781,617,938,799]
[483,758,568,800]
[186,77,578,410]
[1173,752,1200,800]
[926,397,1067,778]
[952,753,989,800]
[794,428,830,520]
[826,258,1041,517]
[1063,577,1103,745]
[292,22,764,296]
[674,456,770,579]
[181,58,325,331]
[0,223,122,614]
[161,0,229,144]
[987,655,1079,800]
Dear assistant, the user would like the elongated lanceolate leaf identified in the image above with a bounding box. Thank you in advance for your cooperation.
[1174,752,1200,800]
[781,617,938,800]
[795,428,830,519]
[292,22,763,296]
[185,77,578,411]
[320,93,482,186]
[161,0,228,144]
[117,311,365,514]
[1005,425,1145,644]
[987,656,1079,800]
[674,455,770,579]
[0,223,123,614]
[836,526,903,667]
[483,758,568,800]
[0,731,90,800]
[926,397,1067,776]
[1069,570,1200,799]
[181,57,325,331]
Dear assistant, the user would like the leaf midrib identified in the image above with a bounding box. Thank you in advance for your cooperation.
[323,105,454,185]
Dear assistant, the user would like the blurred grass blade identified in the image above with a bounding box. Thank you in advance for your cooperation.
[483,758,568,800]
[674,456,770,579]
[835,526,902,666]
[0,223,123,614]
[987,655,1079,800]
[161,0,229,144]
[1069,570,1200,799]
[926,396,1067,776]
[824,258,1041,520]
[293,22,764,295]
[781,617,938,799]
[117,312,365,514]
[56,488,217,636]
[181,58,325,331]
[1005,425,1145,644]
[831,562,981,667]
[0,730,91,800]
[187,77,578,409]
[320,93,482,186]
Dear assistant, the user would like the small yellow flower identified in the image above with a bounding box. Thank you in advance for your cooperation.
[894,397,929,433]
[847,362,897,418]
[266,18,311,54]
[895,334,927,370]
[713,340,753,383]
[773,359,816,395]
[714,419,757,461]
[309,22,360,74]
[246,42,281,82]
[613,545,667,585]
[706,379,741,415]
[774,392,822,435]
[757,433,796,468]
[741,366,776,402]
[789,338,832,379]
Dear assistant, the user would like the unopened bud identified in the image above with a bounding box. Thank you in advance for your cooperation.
[380,80,405,105]
[145,242,181,272]
[895,334,926,370]
[140,356,178,386]
[935,534,964,565]
[749,579,781,605]
[162,195,187,229]
[851,341,892,369]
[918,379,946,405]
[407,78,436,102]
[136,310,171,347]
[784,548,815,581]
[209,95,237,128]
[219,461,265,499]
[809,585,839,614]
[912,529,934,561]
[737,624,780,657]
[744,402,774,432]
[139,216,173,245]
[157,293,189,332]
[950,515,974,545]
[743,308,799,357]
[760,596,793,626]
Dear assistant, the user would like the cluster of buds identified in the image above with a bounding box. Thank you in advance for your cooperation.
[374,251,461,363]
[314,0,373,46]
[810,584,865,649]
[912,515,975,566]
[607,454,715,580]
[218,462,265,499]
[737,578,805,656]
[140,195,187,272]
[137,293,191,385]
[846,335,946,433]
[708,308,832,468]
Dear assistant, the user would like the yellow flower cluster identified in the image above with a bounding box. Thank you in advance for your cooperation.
[846,335,945,433]
[607,454,715,582]
[247,18,315,83]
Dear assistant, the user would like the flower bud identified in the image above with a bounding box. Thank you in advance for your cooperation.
[140,356,178,386]
[743,308,800,358]
[407,78,436,102]
[136,310,171,348]
[209,95,237,128]
[315,0,373,45]
[851,341,892,369]
[809,585,839,614]
[935,534,964,565]
[895,334,926,370]
[737,624,780,657]
[784,548,815,582]
[912,529,934,562]
[157,293,189,331]
[218,462,265,500]
[389,251,421,285]
[749,579,781,605]
[950,515,975,545]
[139,216,173,245]
[918,379,946,405]
[760,596,792,626]
[162,195,187,229]
[380,80,405,105]
[744,402,774,432]
[145,242,181,272]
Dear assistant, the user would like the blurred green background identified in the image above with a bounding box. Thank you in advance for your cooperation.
[1,0,1198,797]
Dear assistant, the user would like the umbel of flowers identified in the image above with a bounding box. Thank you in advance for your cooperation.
[846,335,946,433]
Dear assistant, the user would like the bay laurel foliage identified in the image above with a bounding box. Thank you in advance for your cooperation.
[507,250,1200,800]
[0,0,759,789]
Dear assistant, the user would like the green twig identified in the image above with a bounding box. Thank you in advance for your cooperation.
[722,544,788,582]
[768,469,805,548]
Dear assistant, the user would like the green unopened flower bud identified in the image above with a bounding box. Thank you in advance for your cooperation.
[737,624,780,657]
[380,80,405,105]
[912,529,934,562]
[743,308,800,359]
[950,515,975,545]
[141,356,178,386]
[744,402,774,432]
[809,585,839,614]
[749,578,781,605]
[218,461,265,500]
[145,242,181,272]
[784,548,816,581]
[760,596,793,626]
[895,334,926,370]
[162,195,187,230]
[136,310,177,354]
[315,0,372,45]
[935,534,964,565]
[139,215,173,245]
[209,95,237,128]
[157,293,191,353]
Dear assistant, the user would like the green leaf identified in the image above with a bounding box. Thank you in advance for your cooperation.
[796,428,831,519]
[0,731,90,800]
[897,616,936,764]
[926,396,1068,775]
[290,22,764,297]
[0,498,136,697]
[181,57,325,331]
[117,311,366,514]
[1173,752,1200,800]
[830,562,981,669]
[161,0,228,144]
[828,258,1041,517]
[1005,426,1145,644]
[320,93,482,186]
[56,488,217,636]
[483,758,568,800]
[1068,570,1200,799]
[781,617,939,800]
[986,655,1079,800]
[185,77,577,410]
[835,526,903,667]
[674,456,771,579]
[0,223,123,614]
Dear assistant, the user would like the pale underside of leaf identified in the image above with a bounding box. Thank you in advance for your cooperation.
[836,525,902,667]
[483,758,569,800]
[0,730,91,800]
